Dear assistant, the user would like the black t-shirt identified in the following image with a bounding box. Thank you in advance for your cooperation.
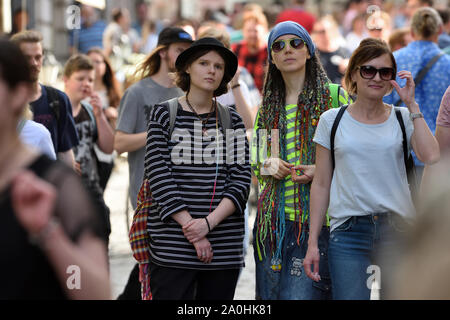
[318,47,351,84]
[0,155,105,299]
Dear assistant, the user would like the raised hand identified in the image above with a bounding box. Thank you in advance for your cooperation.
[89,92,103,117]
[390,71,417,109]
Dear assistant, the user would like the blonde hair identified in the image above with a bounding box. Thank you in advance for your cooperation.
[242,10,268,29]
[22,104,33,120]
[63,54,94,78]
[411,7,442,39]
[197,27,231,49]
[10,29,43,46]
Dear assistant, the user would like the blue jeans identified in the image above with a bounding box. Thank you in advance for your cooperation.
[328,212,408,300]
[253,220,331,300]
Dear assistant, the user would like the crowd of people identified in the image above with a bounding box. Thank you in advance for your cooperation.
[1,0,450,301]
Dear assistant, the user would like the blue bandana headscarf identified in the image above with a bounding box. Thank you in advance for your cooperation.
[267,21,316,63]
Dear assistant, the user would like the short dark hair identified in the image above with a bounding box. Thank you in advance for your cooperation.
[0,38,33,88]
[174,48,231,97]
[112,8,124,22]
[437,9,450,25]
[419,0,433,6]
[63,54,94,78]
[344,38,396,96]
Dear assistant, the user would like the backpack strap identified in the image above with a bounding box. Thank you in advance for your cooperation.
[167,98,233,138]
[44,85,62,122]
[328,83,353,109]
[328,83,339,108]
[394,52,445,106]
[81,102,98,141]
[395,107,418,203]
[167,97,179,138]
[17,119,27,134]
[394,108,409,167]
[330,105,348,170]
[216,102,233,133]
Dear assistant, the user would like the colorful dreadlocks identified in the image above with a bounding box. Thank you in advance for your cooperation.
[254,55,332,263]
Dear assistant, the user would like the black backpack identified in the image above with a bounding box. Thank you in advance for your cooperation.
[44,85,62,122]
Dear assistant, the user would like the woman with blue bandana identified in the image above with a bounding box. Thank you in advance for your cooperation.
[251,21,346,300]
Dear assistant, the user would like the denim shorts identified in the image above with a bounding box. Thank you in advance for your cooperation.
[253,220,332,300]
[328,212,409,300]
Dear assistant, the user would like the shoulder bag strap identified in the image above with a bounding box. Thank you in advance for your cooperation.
[44,85,62,122]
[330,105,348,170]
[394,108,409,168]
[17,119,27,134]
[394,52,445,106]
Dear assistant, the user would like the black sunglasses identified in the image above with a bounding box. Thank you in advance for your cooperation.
[358,65,395,81]
[271,38,306,53]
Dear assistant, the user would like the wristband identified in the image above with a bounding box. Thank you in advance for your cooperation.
[231,83,241,89]
[410,112,423,121]
[204,217,211,232]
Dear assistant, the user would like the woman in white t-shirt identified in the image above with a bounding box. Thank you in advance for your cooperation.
[303,38,440,300]
[19,105,56,160]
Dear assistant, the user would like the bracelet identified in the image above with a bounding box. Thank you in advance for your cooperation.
[29,217,61,248]
[231,83,241,89]
[204,217,211,233]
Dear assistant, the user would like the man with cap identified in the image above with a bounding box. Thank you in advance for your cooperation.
[115,26,193,300]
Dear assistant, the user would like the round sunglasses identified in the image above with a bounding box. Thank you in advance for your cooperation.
[271,38,306,53]
[358,65,395,81]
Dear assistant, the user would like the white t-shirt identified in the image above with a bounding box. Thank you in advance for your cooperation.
[20,120,57,160]
[313,106,415,232]
[217,79,253,110]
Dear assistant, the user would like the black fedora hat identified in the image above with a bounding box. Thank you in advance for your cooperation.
[175,37,238,81]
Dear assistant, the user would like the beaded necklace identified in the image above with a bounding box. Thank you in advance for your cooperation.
[185,93,216,136]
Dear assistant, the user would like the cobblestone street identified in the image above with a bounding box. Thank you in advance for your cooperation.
[105,155,256,300]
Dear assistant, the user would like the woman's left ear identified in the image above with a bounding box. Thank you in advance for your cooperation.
[350,70,356,84]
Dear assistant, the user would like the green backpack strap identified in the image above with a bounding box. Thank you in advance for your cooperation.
[328,83,353,108]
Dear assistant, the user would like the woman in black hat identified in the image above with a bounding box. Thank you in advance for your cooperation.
[143,37,252,300]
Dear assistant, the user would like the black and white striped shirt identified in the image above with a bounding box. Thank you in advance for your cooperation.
[144,102,252,270]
